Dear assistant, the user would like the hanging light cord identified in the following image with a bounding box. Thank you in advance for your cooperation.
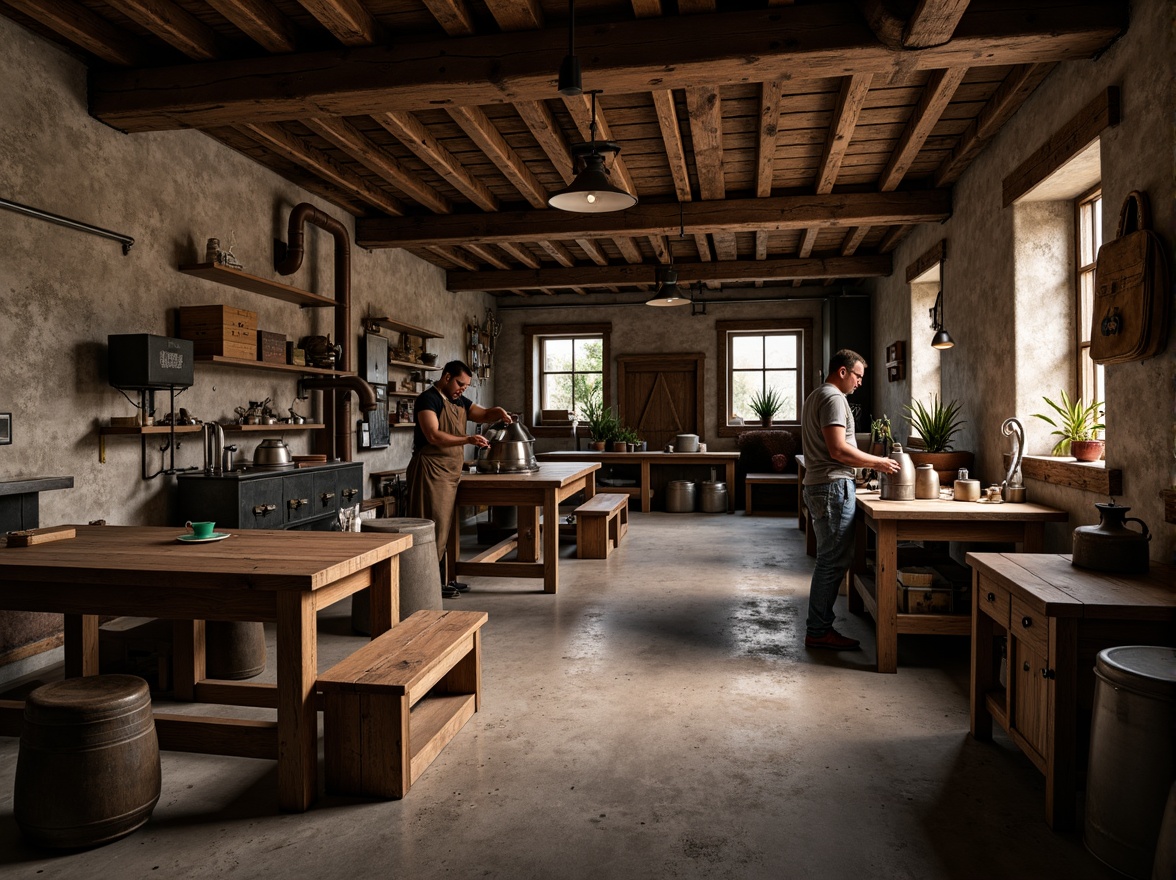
[567,0,575,59]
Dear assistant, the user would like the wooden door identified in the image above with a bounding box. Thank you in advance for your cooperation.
[617,354,704,452]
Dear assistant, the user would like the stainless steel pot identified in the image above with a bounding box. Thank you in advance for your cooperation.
[476,420,539,474]
[675,433,700,453]
[252,438,294,469]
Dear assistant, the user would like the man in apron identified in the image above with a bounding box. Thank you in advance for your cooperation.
[408,360,512,598]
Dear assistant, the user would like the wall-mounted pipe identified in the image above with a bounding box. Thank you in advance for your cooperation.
[1,197,134,254]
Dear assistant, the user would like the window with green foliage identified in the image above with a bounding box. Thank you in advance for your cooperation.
[1076,187,1104,410]
[540,336,603,415]
[727,331,802,425]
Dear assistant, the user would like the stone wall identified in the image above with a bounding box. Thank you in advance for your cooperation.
[0,16,492,671]
[868,0,1175,561]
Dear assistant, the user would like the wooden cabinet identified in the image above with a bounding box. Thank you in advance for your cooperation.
[969,552,1176,829]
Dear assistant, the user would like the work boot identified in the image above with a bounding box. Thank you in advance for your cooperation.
[804,628,860,650]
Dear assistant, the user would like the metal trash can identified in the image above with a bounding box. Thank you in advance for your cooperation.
[665,480,696,513]
[353,517,443,634]
[699,481,728,513]
[1085,645,1176,880]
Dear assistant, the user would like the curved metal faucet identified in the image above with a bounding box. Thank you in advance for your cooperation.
[1001,417,1025,489]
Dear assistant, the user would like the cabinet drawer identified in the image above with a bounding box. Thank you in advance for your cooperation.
[976,576,1011,627]
[283,473,315,524]
[337,464,363,508]
[313,469,338,516]
[1010,594,1049,657]
[241,478,283,528]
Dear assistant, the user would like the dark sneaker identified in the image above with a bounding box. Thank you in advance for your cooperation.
[448,580,470,593]
[441,583,461,599]
[804,629,860,650]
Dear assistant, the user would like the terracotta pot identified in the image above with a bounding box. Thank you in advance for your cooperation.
[611,441,628,453]
[590,441,606,451]
[1070,439,1105,462]
[906,450,974,487]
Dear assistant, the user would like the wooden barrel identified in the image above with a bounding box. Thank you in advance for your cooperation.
[205,621,266,680]
[15,675,161,849]
[353,517,442,634]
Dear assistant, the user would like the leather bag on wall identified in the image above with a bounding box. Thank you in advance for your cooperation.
[1090,190,1171,364]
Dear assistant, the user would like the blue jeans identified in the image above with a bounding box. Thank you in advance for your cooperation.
[803,479,856,637]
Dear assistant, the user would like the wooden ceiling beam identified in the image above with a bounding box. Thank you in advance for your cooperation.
[92,3,1125,132]
[447,105,548,208]
[462,243,512,270]
[484,0,543,31]
[427,244,479,271]
[375,111,499,211]
[878,66,967,191]
[303,117,452,213]
[1,0,148,66]
[515,100,574,185]
[652,91,691,203]
[686,87,724,201]
[613,237,642,264]
[296,0,378,46]
[358,190,951,248]
[497,242,541,269]
[536,239,576,268]
[102,0,221,60]
[630,0,662,17]
[205,0,297,54]
[420,0,475,36]
[448,255,892,292]
[755,80,785,199]
[904,0,971,48]
[238,122,406,215]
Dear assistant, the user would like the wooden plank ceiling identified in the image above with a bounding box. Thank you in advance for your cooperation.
[1,0,1125,299]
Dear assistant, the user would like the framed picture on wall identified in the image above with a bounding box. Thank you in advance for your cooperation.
[885,342,906,383]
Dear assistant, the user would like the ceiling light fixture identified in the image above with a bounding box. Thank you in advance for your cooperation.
[646,204,689,306]
[557,0,581,96]
[548,90,636,213]
[929,287,955,349]
[691,279,708,316]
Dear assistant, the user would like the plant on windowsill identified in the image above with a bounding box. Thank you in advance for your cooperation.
[749,387,784,427]
[903,396,974,484]
[1032,390,1105,461]
[582,397,620,452]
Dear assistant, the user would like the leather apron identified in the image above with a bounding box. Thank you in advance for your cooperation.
[406,390,467,561]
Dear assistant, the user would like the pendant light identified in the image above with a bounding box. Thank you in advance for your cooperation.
[548,90,636,213]
[557,0,581,95]
[929,287,954,349]
[646,205,689,306]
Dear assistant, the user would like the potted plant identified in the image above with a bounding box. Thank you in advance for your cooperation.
[581,397,618,452]
[1032,391,1105,461]
[869,415,892,457]
[749,387,784,427]
[902,396,974,484]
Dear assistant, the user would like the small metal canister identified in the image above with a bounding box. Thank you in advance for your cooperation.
[879,443,916,501]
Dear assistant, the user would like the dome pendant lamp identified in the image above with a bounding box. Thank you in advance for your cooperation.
[929,287,955,349]
[646,207,689,306]
[548,90,636,213]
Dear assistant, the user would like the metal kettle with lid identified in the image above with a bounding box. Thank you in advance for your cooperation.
[879,443,916,501]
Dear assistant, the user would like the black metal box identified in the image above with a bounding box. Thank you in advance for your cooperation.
[108,334,194,389]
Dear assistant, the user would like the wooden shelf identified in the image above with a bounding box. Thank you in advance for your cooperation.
[100,423,324,436]
[195,355,354,377]
[391,422,416,429]
[1020,455,1122,495]
[179,262,338,308]
[364,317,442,339]
[389,358,440,371]
[224,423,324,433]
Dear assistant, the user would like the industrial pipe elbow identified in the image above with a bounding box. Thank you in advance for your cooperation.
[300,375,378,412]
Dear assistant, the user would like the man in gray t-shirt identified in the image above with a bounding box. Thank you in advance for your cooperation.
[799,350,899,650]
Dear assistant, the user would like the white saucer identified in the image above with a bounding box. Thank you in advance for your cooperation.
[176,532,231,543]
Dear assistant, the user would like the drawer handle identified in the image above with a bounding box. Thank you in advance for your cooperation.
[1041,668,1055,680]
[342,488,358,500]
[321,492,336,503]
[252,504,276,516]
[986,592,996,603]
[288,498,309,510]
[1021,616,1032,628]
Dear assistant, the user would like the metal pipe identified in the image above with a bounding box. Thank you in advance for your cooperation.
[299,375,377,461]
[496,291,861,311]
[0,197,134,254]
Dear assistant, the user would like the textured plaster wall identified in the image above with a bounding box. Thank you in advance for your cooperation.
[0,16,491,662]
[869,0,1174,561]
[493,293,828,452]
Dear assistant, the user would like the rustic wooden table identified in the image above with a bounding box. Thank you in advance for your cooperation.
[967,552,1176,829]
[849,493,1069,673]
[450,461,599,593]
[535,450,738,513]
[0,525,412,812]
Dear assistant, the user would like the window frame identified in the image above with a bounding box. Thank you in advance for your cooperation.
[715,318,813,438]
[523,322,612,439]
[1075,184,1104,408]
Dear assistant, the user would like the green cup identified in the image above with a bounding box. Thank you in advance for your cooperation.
[186,520,215,539]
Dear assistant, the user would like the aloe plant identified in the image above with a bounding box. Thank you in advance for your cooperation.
[1032,390,1104,455]
[903,396,965,453]
[749,387,784,423]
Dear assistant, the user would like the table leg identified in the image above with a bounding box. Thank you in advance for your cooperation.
[276,591,317,812]
[847,517,866,613]
[1045,616,1079,830]
[446,512,460,586]
[874,520,899,674]
[583,470,596,500]
[970,575,995,741]
[640,461,651,512]
[172,620,206,701]
[542,491,560,594]
[367,556,399,633]
[1021,522,1045,553]
[726,461,736,513]
[517,505,539,561]
[63,614,99,678]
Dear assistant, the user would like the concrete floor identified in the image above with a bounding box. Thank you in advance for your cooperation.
[0,513,1119,879]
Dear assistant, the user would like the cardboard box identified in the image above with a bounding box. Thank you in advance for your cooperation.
[258,330,286,364]
[897,566,937,587]
[896,583,953,614]
[177,305,257,359]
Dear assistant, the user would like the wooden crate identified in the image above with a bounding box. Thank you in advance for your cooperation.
[177,305,257,359]
[257,330,286,364]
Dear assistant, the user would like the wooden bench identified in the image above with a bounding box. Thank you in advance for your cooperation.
[744,472,800,515]
[318,609,487,799]
[575,493,629,559]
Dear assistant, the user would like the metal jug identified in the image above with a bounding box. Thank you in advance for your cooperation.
[1072,501,1151,574]
[879,443,916,501]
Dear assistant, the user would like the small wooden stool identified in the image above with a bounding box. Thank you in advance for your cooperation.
[574,493,629,559]
[15,675,160,849]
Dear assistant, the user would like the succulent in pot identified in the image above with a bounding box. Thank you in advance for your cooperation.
[902,396,973,484]
[748,387,784,427]
[1032,390,1105,460]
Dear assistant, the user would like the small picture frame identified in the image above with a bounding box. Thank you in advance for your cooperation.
[885,342,906,383]
[0,413,10,445]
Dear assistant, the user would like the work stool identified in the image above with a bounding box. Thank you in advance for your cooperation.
[353,517,442,634]
[15,675,161,849]
[574,493,629,559]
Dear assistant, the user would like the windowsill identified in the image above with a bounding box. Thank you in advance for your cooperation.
[719,423,800,439]
[1020,454,1122,495]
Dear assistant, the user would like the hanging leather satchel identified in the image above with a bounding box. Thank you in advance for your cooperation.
[1090,190,1170,364]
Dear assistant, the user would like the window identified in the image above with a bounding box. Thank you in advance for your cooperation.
[522,322,612,435]
[1076,186,1104,407]
[540,336,603,413]
[716,319,813,436]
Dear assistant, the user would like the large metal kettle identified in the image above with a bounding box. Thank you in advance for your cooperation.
[476,419,540,473]
[879,442,916,501]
